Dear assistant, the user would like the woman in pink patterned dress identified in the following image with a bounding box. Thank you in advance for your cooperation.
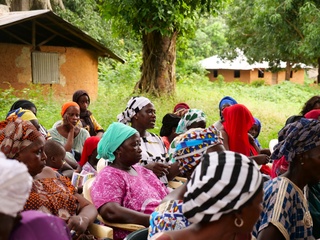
[90,122,169,240]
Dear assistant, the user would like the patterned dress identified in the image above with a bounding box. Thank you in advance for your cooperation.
[23,176,78,220]
[91,165,169,240]
[253,177,314,240]
[139,132,169,184]
[148,200,190,239]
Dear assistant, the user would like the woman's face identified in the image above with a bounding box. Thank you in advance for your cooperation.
[301,145,320,184]
[136,103,156,129]
[15,136,47,176]
[63,106,80,126]
[77,95,90,112]
[238,188,263,233]
[248,124,259,138]
[118,133,142,166]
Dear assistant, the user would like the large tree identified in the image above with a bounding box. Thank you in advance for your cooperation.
[1,0,64,10]
[98,0,224,96]
[225,0,320,81]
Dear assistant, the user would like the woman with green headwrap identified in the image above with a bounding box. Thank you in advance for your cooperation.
[90,122,169,240]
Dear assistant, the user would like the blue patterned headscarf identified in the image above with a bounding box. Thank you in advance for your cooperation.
[97,122,138,162]
[271,118,320,162]
[169,125,223,174]
[175,109,206,134]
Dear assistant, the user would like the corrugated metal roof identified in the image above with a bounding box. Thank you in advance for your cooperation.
[0,10,125,63]
[199,53,309,70]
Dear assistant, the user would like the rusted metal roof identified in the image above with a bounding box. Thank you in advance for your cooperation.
[0,10,125,63]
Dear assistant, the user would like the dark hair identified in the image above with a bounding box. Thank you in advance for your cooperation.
[160,114,181,137]
[300,96,320,116]
[72,90,90,104]
[9,100,37,115]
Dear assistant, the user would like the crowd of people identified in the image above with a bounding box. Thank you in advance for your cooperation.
[1,91,320,240]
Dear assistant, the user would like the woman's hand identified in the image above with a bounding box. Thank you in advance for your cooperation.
[251,154,270,165]
[67,215,89,235]
[145,162,169,178]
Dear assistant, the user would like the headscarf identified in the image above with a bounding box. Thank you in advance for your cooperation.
[176,109,206,134]
[271,118,320,162]
[222,104,257,157]
[0,115,42,159]
[218,96,237,118]
[60,102,79,117]
[253,117,261,138]
[117,96,151,125]
[183,151,262,224]
[79,136,100,167]
[9,99,37,115]
[72,90,90,104]
[97,122,138,161]
[159,113,181,137]
[0,152,33,217]
[169,125,224,174]
[173,102,190,113]
[304,109,320,120]
[7,108,37,121]
[72,90,96,136]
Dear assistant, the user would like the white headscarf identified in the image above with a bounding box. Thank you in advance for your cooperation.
[0,152,32,217]
[117,96,151,125]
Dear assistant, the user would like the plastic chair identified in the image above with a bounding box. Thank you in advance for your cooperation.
[124,228,149,240]
[82,177,145,232]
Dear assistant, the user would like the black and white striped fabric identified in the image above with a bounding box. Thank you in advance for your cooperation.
[183,150,262,224]
[117,96,151,125]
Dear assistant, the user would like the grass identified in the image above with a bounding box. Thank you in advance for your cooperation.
[1,76,319,149]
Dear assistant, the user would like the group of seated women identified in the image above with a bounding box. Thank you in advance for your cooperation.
[2,93,320,240]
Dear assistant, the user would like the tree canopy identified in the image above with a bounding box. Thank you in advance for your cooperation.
[97,0,225,96]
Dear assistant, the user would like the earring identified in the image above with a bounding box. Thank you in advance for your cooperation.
[234,217,244,227]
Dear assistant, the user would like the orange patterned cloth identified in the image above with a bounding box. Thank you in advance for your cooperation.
[24,176,79,221]
[0,115,42,159]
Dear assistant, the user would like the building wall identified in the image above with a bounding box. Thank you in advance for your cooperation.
[0,43,99,101]
[206,68,305,85]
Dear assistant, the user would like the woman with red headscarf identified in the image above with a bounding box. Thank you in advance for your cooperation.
[221,104,271,175]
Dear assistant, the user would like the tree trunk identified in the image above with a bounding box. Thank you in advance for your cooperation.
[135,31,177,96]
[5,0,64,11]
[285,61,292,81]
[317,57,320,84]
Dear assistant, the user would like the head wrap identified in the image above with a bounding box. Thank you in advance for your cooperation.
[79,136,100,167]
[9,99,37,115]
[117,96,151,125]
[160,114,181,137]
[183,151,262,224]
[169,125,224,174]
[72,90,90,104]
[218,96,237,118]
[7,108,37,121]
[222,104,257,157]
[271,118,320,162]
[0,115,42,159]
[173,102,190,113]
[304,109,320,120]
[60,102,79,117]
[0,152,32,217]
[176,109,206,134]
[253,117,261,138]
[97,122,138,161]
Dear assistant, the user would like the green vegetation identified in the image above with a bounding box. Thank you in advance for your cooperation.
[1,76,319,149]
